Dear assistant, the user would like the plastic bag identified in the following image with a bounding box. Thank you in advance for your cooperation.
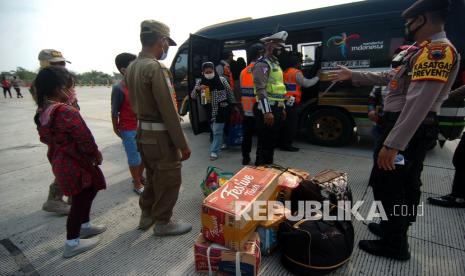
[200,166,234,196]
[227,104,244,147]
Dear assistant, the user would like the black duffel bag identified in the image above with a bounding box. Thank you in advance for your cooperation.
[278,218,354,275]
[291,170,352,213]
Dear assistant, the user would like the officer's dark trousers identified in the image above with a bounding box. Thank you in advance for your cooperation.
[369,112,438,246]
[241,116,255,158]
[254,103,285,165]
[278,103,298,148]
[451,133,465,198]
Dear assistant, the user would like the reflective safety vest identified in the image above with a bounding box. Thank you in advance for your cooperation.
[240,63,256,116]
[257,58,286,102]
[221,61,235,91]
[284,67,303,104]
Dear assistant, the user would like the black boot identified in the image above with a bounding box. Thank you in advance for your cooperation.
[242,156,251,166]
[427,195,465,208]
[279,146,299,152]
[359,239,410,261]
[368,222,385,238]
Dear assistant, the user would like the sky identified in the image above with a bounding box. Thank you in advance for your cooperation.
[0,0,363,74]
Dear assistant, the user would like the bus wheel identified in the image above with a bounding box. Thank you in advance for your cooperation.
[304,109,353,146]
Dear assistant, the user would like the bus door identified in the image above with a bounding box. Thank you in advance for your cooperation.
[171,46,189,116]
[188,34,222,135]
[297,41,323,103]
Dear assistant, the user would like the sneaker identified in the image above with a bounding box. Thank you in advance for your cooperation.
[63,238,99,258]
[210,152,218,161]
[138,212,154,230]
[42,200,70,215]
[427,194,465,208]
[359,239,410,261]
[80,225,107,239]
[153,220,192,236]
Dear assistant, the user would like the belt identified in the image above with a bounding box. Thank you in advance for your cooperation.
[139,121,167,131]
[268,100,285,107]
[257,101,285,111]
[382,112,437,125]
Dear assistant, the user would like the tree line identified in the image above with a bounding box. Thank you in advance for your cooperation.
[1,67,122,86]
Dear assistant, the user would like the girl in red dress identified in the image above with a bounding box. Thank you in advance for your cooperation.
[34,66,106,258]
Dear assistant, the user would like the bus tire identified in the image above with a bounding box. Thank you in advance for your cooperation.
[304,108,353,147]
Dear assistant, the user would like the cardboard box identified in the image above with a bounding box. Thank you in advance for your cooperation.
[256,203,290,256]
[194,232,261,276]
[201,166,282,251]
[258,202,290,228]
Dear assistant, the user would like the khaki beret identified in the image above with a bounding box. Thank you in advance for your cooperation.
[140,20,176,46]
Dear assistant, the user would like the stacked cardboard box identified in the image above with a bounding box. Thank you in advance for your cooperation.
[257,202,290,256]
[195,166,307,275]
[194,233,261,276]
[201,166,282,251]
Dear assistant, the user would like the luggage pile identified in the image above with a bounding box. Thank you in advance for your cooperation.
[195,166,354,275]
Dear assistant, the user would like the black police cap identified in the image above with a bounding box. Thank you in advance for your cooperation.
[248,43,264,53]
[247,43,265,59]
[402,0,450,19]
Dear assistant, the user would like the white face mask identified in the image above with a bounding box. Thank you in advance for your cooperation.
[204,72,215,80]
[159,39,169,60]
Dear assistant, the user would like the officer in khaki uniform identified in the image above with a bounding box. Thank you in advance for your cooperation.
[329,0,459,260]
[125,20,192,236]
[33,49,73,215]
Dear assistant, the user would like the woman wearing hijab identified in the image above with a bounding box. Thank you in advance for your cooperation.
[191,62,235,160]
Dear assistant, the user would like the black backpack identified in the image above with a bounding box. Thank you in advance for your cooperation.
[278,218,354,275]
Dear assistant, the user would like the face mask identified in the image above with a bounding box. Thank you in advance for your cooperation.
[159,39,169,60]
[272,47,282,57]
[404,16,426,42]
[204,73,215,80]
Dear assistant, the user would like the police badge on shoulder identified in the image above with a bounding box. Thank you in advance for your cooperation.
[411,42,456,83]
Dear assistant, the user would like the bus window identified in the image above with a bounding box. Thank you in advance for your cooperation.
[174,51,188,82]
[389,37,404,56]
[232,49,247,64]
[172,48,189,107]
[298,42,322,67]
